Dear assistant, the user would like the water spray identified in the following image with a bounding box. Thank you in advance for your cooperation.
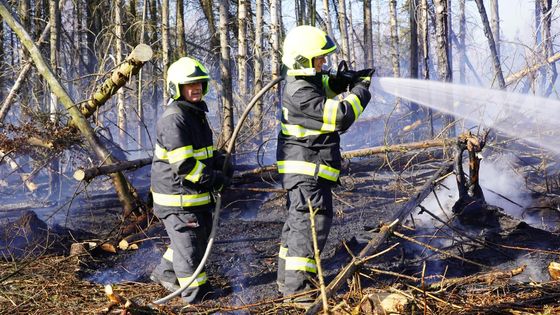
[372,77,560,156]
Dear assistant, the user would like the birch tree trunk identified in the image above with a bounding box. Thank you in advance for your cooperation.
[270,0,281,84]
[389,0,400,77]
[252,0,264,133]
[473,0,505,89]
[337,0,350,62]
[421,0,432,136]
[363,0,373,68]
[409,0,419,120]
[541,0,556,96]
[48,0,60,200]
[296,0,303,25]
[161,0,169,102]
[115,0,126,147]
[489,0,500,59]
[434,0,455,136]
[0,1,139,216]
[219,0,234,147]
[176,0,186,57]
[322,0,338,66]
[237,0,248,100]
[348,1,356,63]
[307,0,316,25]
[199,0,219,52]
[458,0,466,84]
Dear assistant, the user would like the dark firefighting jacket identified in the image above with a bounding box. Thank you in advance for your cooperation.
[277,74,371,189]
[151,99,223,218]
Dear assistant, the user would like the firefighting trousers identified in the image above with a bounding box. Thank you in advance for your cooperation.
[152,210,212,299]
[277,183,333,296]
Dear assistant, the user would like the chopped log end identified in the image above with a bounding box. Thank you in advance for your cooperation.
[118,239,129,251]
[130,44,153,62]
[548,262,560,280]
[105,284,122,304]
[73,169,86,181]
[100,243,117,254]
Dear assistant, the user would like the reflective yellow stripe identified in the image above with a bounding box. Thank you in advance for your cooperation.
[285,256,317,273]
[318,164,340,181]
[193,146,214,160]
[281,123,325,137]
[185,160,206,183]
[178,272,208,288]
[155,144,214,162]
[345,94,363,118]
[321,99,338,132]
[279,246,288,259]
[168,145,194,164]
[322,75,336,98]
[278,160,316,176]
[152,191,211,207]
[277,160,340,181]
[155,143,169,160]
[163,248,174,262]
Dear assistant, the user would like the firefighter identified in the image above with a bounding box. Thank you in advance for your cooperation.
[276,25,374,303]
[150,57,231,303]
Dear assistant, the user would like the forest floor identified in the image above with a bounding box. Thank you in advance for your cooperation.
[2,144,560,314]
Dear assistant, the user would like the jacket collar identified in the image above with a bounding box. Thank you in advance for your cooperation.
[174,99,209,112]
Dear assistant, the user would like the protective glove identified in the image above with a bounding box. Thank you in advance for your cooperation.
[214,150,234,178]
[351,68,375,89]
[211,170,232,192]
[334,60,356,87]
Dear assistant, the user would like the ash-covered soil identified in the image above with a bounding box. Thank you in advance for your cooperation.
[2,147,560,314]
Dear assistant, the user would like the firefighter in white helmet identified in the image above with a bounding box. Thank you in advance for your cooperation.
[276,25,374,305]
[150,57,231,303]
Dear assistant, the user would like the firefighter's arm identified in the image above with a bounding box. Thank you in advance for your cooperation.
[294,85,371,132]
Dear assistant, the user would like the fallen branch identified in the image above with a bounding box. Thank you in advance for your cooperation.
[505,52,560,87]
[428,265,526,290]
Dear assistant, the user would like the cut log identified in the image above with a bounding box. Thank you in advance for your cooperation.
[305,163,454,315]
[74,44,153,122]
[73,157,152,182]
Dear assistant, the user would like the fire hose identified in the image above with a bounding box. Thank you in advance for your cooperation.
[153,61,366,304]
[153,76,284,304]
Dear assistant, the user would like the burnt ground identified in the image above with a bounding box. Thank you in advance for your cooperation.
[2,145,560,314]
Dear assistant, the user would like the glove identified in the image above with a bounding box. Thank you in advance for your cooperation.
[351,68,375,89]
[210,170,232,192]
[214,150,234,178]
[334,60,355,86]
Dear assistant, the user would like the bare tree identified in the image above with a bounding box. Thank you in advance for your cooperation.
[337,0,350,62]
[540,0,557,96]
[409,0,420,120]
[433,0,455,136]
[238,0,248,100]
[458,0,466,84]
[270,0,281,84]
[115,0,126,146]
[363,0,373,68]
[161,0,169,102]
[176,0,186,57]
[489,0,500,59]
[253,0,264,132]
[473,0,505,89]
[322,0,338,65]
[219,0,234,147]
[389,0,400,78]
